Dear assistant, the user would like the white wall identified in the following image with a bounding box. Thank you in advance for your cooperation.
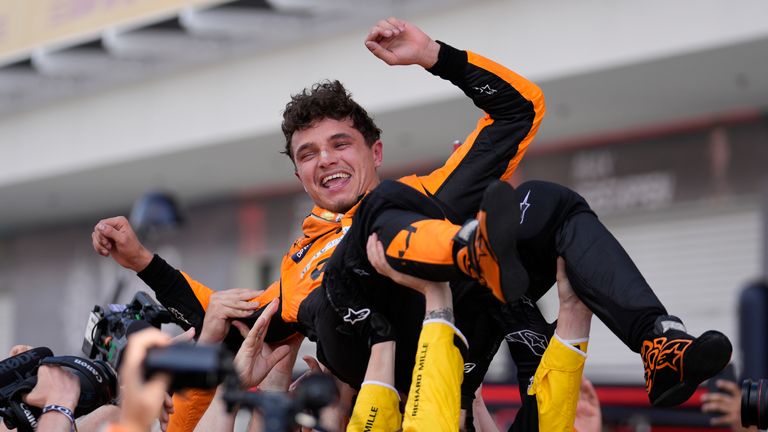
[0,291,11,356]
[2,0,768,187]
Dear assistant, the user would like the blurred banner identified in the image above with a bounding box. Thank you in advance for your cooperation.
[0,0,230,63]
[519,113,768,216]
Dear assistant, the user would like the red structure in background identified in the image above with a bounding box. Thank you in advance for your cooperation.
[482,384,730,431]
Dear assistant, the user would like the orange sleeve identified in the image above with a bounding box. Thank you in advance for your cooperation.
[178,274,278,312]
[250,280,280,306]
[179,272,214,311]
[166,388,217,432]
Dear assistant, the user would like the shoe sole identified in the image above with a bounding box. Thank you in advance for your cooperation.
[481,181,529,302]
[652,330,733,407]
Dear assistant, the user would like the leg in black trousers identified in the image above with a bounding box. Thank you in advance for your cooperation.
[514,180,667,352]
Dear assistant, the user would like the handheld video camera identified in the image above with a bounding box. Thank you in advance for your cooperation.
[83,291,173,368]
[143,343,339,432]
[144,342,235,391]
[0,348,117,432]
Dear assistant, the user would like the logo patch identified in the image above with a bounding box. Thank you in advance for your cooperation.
[291,241,314,263]
[473,84,498,95]
[74,358,103,383]
[520,296,534,308]
[353,268,370,277]
[505,330,549,356]
[519,190,531,224]
[168,307,192,327]
[464,363,477,374]
[343,308,371,324]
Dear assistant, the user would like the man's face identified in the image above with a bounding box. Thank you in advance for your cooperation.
[291,117,382,213]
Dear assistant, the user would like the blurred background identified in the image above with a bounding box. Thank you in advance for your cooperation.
[0,0,767,429]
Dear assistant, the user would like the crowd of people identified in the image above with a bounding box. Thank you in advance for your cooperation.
[3,17,740,432]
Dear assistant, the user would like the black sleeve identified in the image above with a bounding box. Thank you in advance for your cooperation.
[137,254,206,333]
[421,41,545,222]
[139,255,298,350]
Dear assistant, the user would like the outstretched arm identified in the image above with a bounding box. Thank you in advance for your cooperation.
[365,18,546,221]
[362,235,466,432]
[525,257,593,432]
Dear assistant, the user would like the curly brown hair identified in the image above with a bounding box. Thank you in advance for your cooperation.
[281,80,381,163]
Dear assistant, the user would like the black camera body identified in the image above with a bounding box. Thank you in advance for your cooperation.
[741,378,768,429]
[0,348,117,432]
[83,291,173,368]
[144,343,235,392]
[223,373,339,432]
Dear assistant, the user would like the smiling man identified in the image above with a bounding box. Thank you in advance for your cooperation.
[287,108,383,215]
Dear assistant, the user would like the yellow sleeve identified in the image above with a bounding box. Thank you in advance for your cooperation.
[347,382,402,432]
[403,319,467,432]
[166,388,217,432]
[527,334,588,432]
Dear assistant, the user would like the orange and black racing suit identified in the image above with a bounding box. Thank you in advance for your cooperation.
[136,40,545,429]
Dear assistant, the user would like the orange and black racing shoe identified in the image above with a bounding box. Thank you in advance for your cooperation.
[641,315,732,407]
[454,180,529,303]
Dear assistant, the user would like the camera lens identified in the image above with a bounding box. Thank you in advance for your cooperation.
[741,379,768,429]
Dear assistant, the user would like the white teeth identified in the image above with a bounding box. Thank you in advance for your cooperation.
[322,173,350,186]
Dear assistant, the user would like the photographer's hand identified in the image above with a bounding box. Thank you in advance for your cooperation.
[92,216,154,272]
[23,365,80,432]
[198,288,262,344]
[232,299,291,388]
[24,364,80,409]
[8,344,32,357]
[158,392,174,432]
[119,328,172,432]
[701,379,756,431]
[150,331,192,432]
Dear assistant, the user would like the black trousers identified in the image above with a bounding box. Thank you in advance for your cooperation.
[325,179,667,352]
[313,179,668,419]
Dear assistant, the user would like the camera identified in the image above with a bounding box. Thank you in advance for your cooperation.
[144,343,340,431]
[144,343,235,391]
[223,373,340,432]
[83,291,174,368]
[0,348,117,432]
[741,378,768,429]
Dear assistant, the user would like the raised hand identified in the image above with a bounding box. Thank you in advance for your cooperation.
[198,288,263,344]
[364,17,440,68]
[92,216,154,272]
[701,379,750,430]
[554,257,592,340]
[231,299,291,388]
[119,328,173,432]
[575,378,602,432]
[366,232,430,294]
[366,233,452,322]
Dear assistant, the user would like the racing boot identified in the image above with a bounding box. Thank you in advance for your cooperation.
[641,315,732,407]
[454,180,529,303]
